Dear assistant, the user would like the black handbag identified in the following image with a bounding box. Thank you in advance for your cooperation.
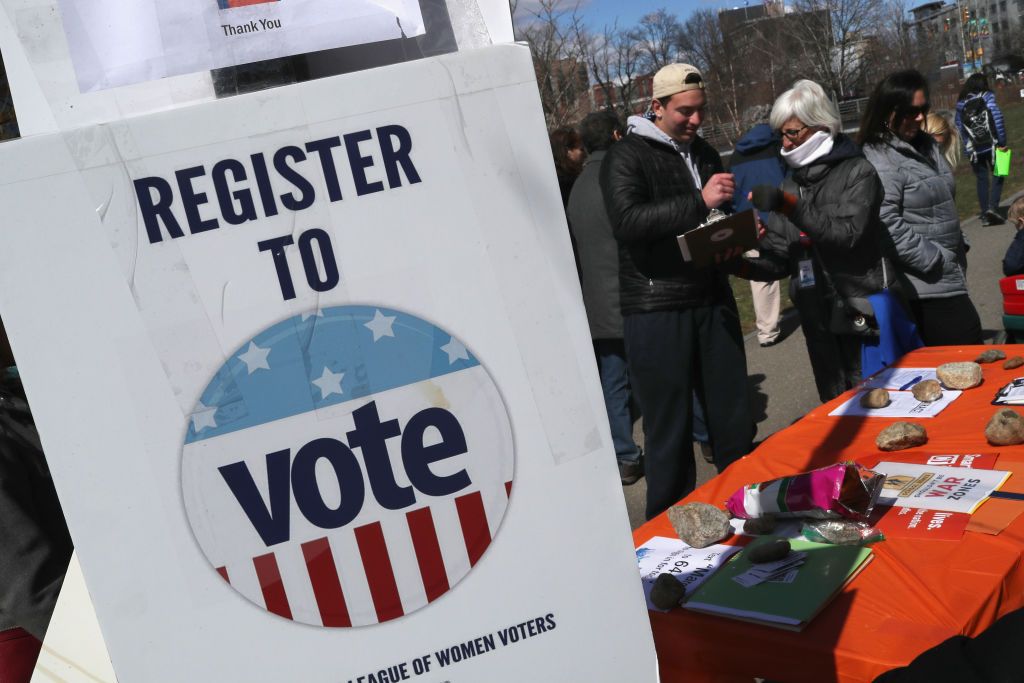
[828,296,879,337]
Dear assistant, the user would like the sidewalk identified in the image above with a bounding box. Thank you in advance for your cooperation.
[621,191,1024,529]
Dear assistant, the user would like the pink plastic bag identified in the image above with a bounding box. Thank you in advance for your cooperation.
[726,462,885,521]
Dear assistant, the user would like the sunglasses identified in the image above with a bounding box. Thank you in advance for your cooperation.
[900,104,930,119]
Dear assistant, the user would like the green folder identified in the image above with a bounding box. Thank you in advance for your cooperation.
[995,148,1012,177]
[684,537,873,631]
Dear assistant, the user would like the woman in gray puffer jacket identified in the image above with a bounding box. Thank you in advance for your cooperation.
[859,69,982,345]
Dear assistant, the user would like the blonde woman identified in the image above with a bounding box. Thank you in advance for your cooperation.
[923,112,961,169]
[1002,197,1024,276]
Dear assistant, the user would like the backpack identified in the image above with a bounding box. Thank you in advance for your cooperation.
[961,94,995,149]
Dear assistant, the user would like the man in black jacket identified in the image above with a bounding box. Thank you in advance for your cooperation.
[567,112,644,486]
[599,64,754,519]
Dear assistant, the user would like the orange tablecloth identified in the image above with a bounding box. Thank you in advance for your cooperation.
[632,346,1024,683]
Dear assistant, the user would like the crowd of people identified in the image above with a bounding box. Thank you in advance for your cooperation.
[554,63,1019,521]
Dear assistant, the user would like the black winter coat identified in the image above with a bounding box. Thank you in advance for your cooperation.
[599,132,732,315]
[740,135,894,301]
[567,150,624,339]
[0,389,72,640]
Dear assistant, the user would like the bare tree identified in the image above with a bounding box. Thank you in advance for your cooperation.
[629,9,687,73]
[579,22,646,118]
[680,9,743,141]
[785,0,885,98]
[513,0,591,128]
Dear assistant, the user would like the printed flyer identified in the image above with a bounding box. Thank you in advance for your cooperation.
[55,0,427,91]
[635,536,741,612]
[873,462,1012,514]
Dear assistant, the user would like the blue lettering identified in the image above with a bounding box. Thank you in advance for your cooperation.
[218,401,474,546]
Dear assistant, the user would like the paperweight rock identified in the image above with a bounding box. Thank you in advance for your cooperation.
[876,421,928,451]
[747,538,791,564]
[985,409,1024,446]
[936,362,983,390]
[742,515,777,535]
[1004,356,1024,370]
[649,573,686,610]
[668,502,732,549]
[860,388,891,409]
[975,349,1006,364]
[911,379,942,403]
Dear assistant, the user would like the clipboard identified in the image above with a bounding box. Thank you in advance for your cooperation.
[677,209,758,268]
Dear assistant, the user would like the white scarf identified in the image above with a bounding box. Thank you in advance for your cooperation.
[781,130,834,168]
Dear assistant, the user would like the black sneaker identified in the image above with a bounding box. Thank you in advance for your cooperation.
[618,458,644,486]
[985,210,1005,225]
[698,442,715,464]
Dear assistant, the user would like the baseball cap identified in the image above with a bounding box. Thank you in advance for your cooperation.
[652,64,705,99]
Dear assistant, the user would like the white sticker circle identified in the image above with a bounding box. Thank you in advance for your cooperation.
[710,227,735,242]
[181,305,514,627]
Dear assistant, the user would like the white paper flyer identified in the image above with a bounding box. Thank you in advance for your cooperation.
[874,462,1012,514]
[829,388,961,419]
[636,536,741,612]
[56,0,427,91]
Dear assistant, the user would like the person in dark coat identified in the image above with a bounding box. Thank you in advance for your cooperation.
[550,127,585,208]
[734,80,905,402]
[567,111,643,485]
[0,318,72,682]
[600,63,755,520]
[550,127,585,274]
[1002,197,1024,277]
[729,110,786,348]
[955,73,1008,226]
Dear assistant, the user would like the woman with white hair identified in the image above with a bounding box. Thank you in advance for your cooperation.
[731,79,908,402]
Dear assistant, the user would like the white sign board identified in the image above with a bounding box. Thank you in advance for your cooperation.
[56,0,426,91]
[0,44,656,681]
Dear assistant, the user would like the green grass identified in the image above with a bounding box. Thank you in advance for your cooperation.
[732,276,791,336]
[952,97,1024,221]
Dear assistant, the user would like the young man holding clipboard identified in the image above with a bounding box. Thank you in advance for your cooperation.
[599,63,755,520]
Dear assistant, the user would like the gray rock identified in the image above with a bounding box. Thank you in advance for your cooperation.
[936,362,983,390]
[742,515,777,536]
[649,573,686,610]
[747,538,791,564]
[985,409,1024,446]
[1004,356,1024,370]
[911,379,942,403]
[876,422,928,451]
[975,349,1007,364]
[860,388,891,409]
[667,502,732,549]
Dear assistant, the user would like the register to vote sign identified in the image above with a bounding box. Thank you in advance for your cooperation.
[0,46,655,681]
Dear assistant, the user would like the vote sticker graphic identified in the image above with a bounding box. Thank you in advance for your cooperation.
[181,306,514,627]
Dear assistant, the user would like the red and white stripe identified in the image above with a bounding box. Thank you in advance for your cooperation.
[215,482,512,626]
